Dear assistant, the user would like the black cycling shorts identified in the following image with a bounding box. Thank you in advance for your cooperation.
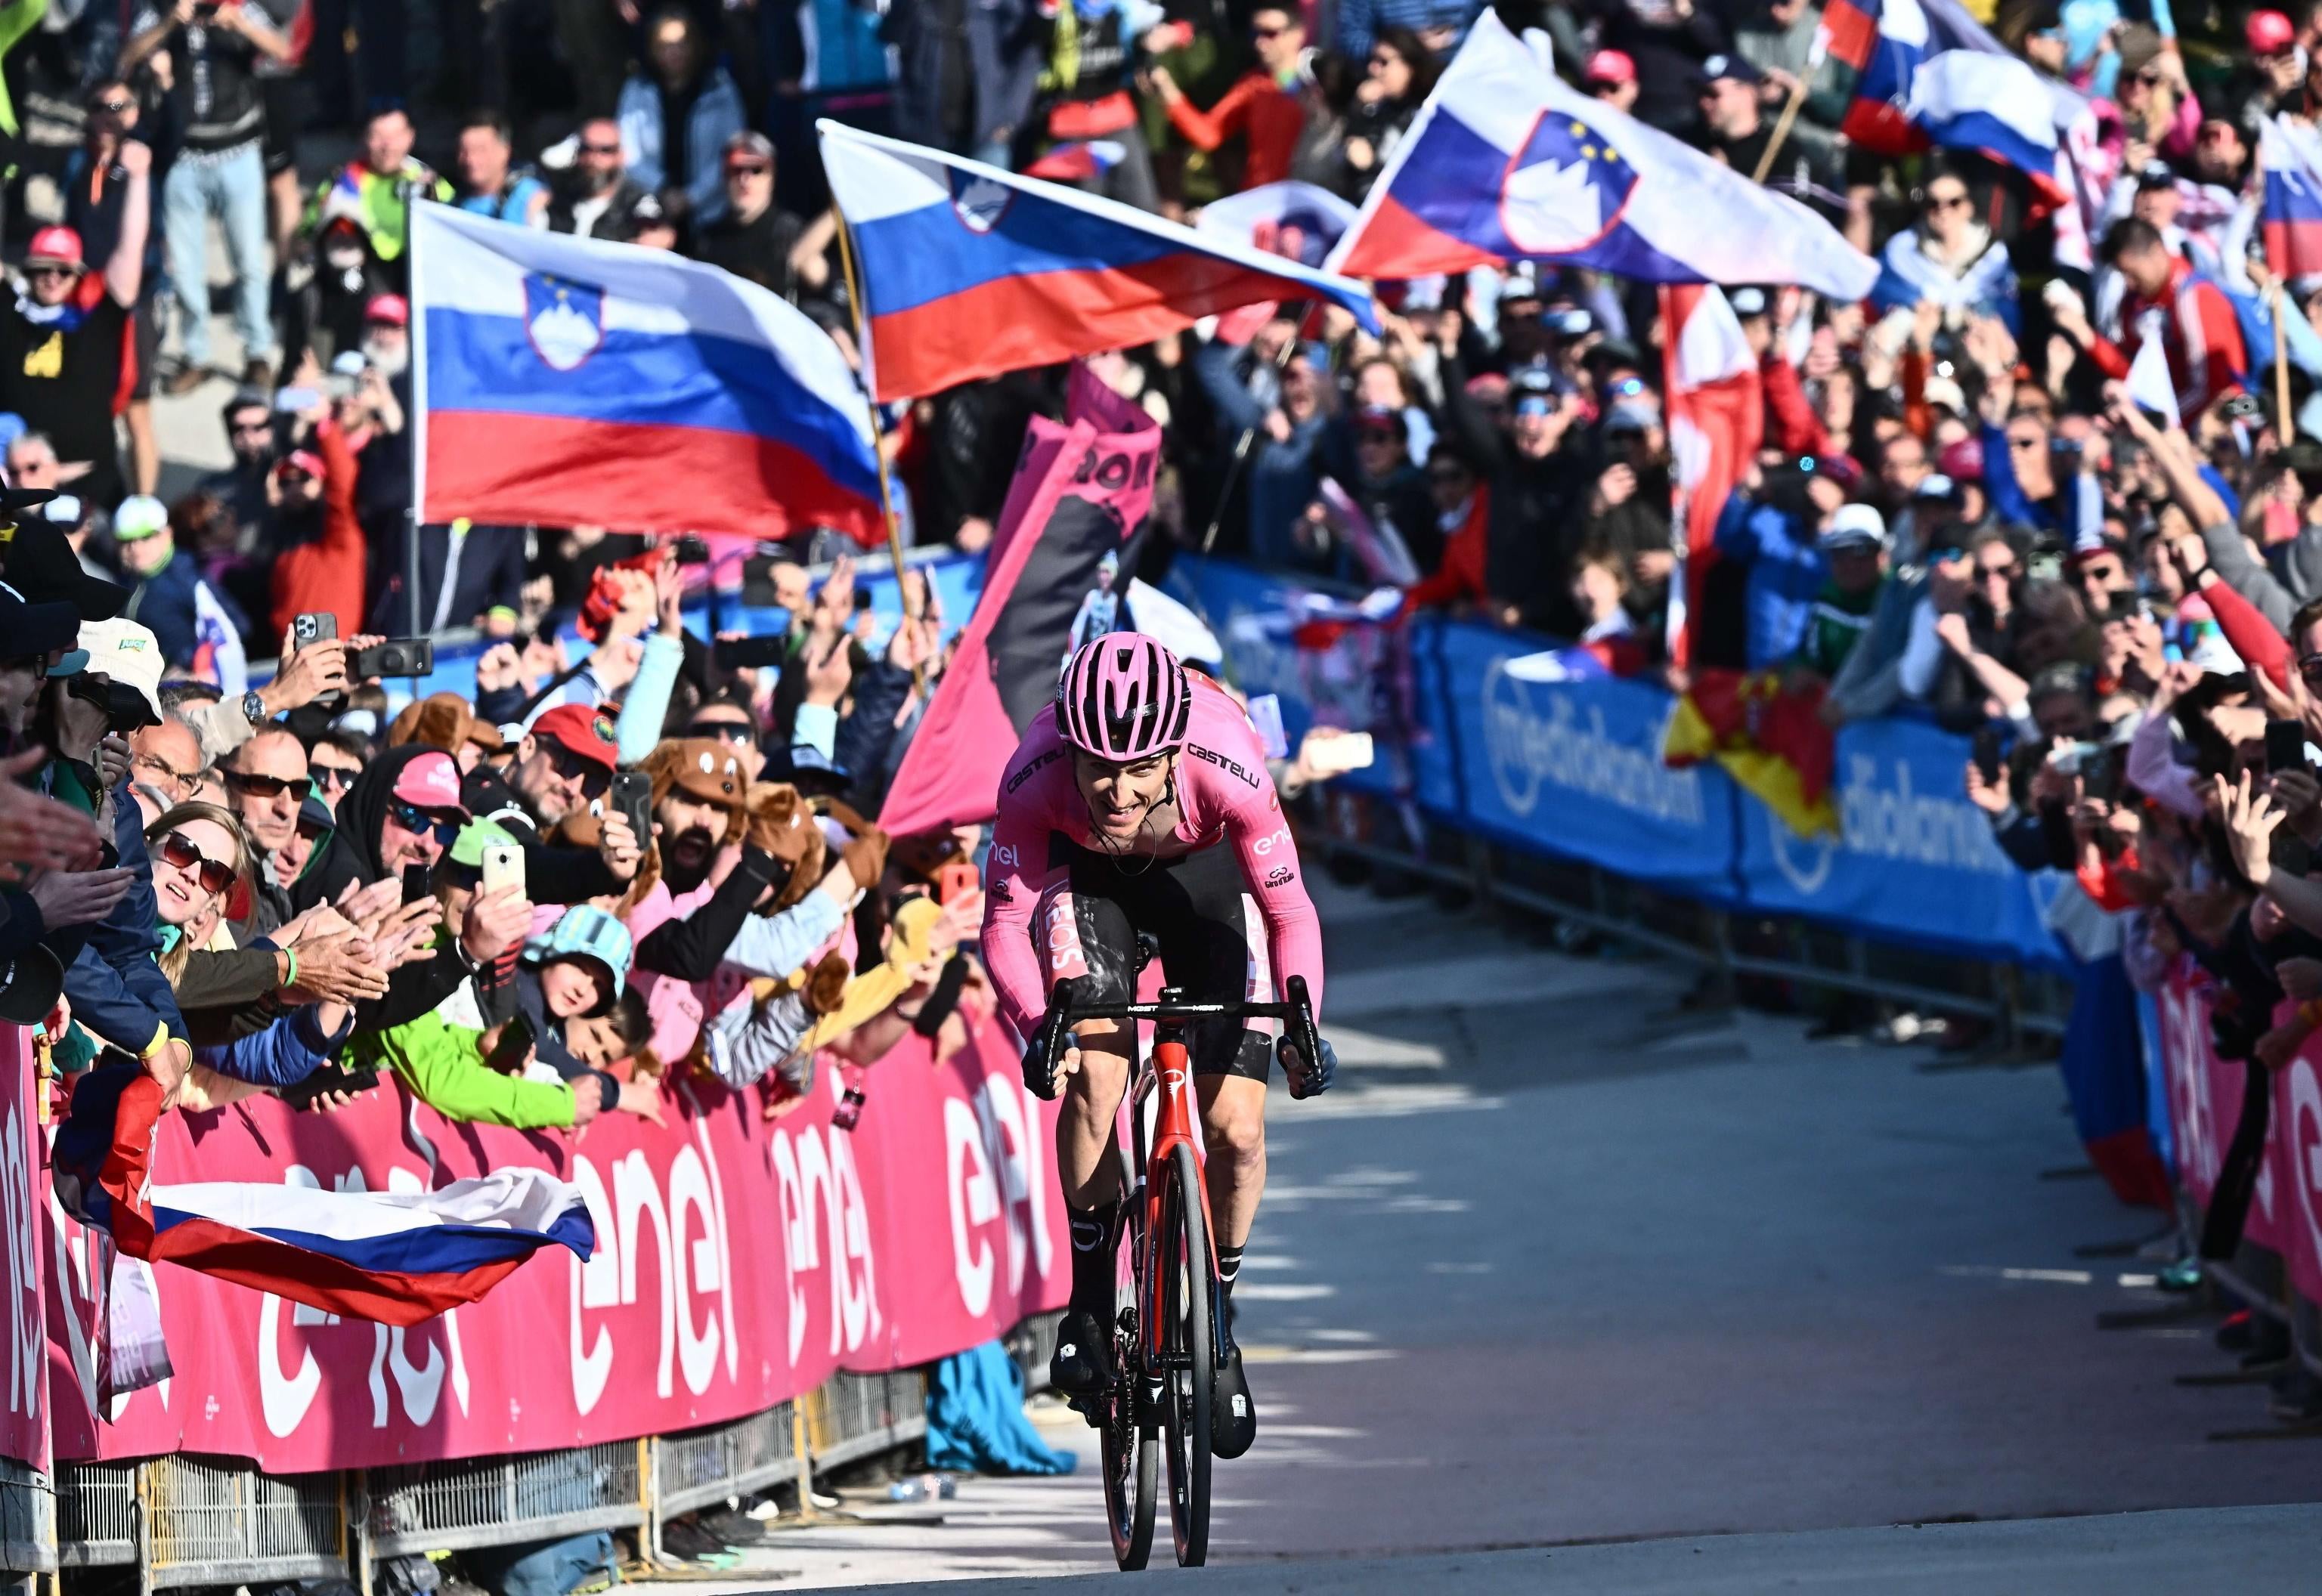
[1033,837,1275,1081]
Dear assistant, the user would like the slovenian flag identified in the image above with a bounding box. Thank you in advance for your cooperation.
[818,122,1378,402]
[54,1063,593,1328]
[410,202,881,544]
[1327,12,1875,300]
[1821,0,2067,208]
[2262,115,2322,283]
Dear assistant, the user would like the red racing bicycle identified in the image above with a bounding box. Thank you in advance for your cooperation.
[1034,976,1323,1570]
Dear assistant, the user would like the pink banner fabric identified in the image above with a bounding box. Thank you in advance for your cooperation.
[33,1019,1063,1471]
[0,1032,44,1470]
[2155,965,2317,1301]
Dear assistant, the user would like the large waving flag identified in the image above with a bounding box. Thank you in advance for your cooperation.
[2262,115,2322,283]
[410,202,880,543]
[819,122,1378,402]
[55,1063,593,1328]
[1662,286,1763,670]
[1821,0,2066,207]
[1329,11,1875,300]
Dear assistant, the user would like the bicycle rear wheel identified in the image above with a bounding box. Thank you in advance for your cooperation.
[1101,1158,1156,1570]
[1160,1141,1213,1567]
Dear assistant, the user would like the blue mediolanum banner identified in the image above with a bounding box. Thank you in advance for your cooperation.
[1166,554,2061,964]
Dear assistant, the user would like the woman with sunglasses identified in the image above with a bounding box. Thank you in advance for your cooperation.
[142,803,428,1107]
[1870,166,2017,332]
[1343,26,1438,190]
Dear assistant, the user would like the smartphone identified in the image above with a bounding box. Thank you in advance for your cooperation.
[402,860,433,905]
[292,612,337,645]
[273,387,320,413]
[352,639,433,678]
[714,635,788,670]
[673,535,711,565]
[853,589,874,614]
[1303,730,1376,776]
[481,843,525,897]
[279,1064,380,1109]
[1972,726,2005,786]
[608,770,653,846]
[2223,392,2265,422]
[936,860,979,905]
[2267,718,2308,775]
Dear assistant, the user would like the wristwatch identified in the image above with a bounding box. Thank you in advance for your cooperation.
[242,690,268,725]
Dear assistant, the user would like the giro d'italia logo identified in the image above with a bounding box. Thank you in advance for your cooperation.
[1499,110,1640,257]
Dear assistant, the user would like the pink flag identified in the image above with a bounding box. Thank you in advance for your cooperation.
[878,376,1161,837]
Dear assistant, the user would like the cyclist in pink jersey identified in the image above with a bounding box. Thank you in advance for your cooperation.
[983,633,1333,1461]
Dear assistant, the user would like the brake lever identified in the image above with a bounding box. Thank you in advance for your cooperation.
[1039,979,1080,1100]
[1283,975,1323,1090]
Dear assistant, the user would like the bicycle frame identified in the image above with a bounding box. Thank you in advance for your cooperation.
[1039,977,1324,1387]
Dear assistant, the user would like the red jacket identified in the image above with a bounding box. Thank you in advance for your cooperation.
[2086,256,2248,419]
[1403,487,1489,614]
[1163,73,1303,190]
[268,421,367,641]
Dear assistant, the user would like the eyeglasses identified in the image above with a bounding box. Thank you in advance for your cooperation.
[1979,561,2019,581]
[223,768,308,800]
[310,763,358,793]
[388,800,463,844]
[133,750,201,793]
[25,265,73,280]
[231,420,272,437]
[543,741,612,798]
[92,97,132,114]
[579,141,622,156]
[2133,69,2164,87]
[1358,428,1398,444]
[2007,434,2042,453]
[726,160,771,178]
[1608,376,1648,399]
[158,831,235,896]
[1252,23,1288,39]
[686,719,755,745]
[1924,193,1971,212]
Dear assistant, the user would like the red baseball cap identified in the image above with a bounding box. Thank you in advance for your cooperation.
[2249,10,2296,54]
[1937,437,1985,483]
[364,292,409,327]
[531,703,619,771]
[391,749,470,817]
[26,227,85,271]
[1584,50,1636,87]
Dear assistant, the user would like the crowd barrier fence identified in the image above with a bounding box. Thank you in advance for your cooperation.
[1158,554,2081,1037]
[0,967,1070,1582]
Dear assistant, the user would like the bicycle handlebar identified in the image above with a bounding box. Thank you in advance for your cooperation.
[1039,976,1324,1090]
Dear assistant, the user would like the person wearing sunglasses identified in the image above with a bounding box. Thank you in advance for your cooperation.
[306,732,364,816]
[547,116,653,241]
[697,130,831,299]
[1148,5,1308,196]
[219,728,310,925]
[1872,167,2017,332]
[63,76,164,499]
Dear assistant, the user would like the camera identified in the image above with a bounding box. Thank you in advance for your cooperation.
[353,639,433,678]
[65,673,156,733]
[673,535,711,565]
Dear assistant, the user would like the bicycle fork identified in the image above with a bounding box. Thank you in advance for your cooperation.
[1138,1020,1227,1387]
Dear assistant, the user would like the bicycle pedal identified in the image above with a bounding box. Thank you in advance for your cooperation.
[1064,1391,1105,1430]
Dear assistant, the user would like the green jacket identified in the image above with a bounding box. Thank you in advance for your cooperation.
[358,1010,577,1130]
[0,0,48,141]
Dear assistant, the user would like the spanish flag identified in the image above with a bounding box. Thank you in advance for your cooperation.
[1664,668,1840,838]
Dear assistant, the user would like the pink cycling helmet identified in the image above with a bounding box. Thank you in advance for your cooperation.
[1054,633,1191,762]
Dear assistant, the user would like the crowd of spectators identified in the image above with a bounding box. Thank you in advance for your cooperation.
[2,0,2322,1481]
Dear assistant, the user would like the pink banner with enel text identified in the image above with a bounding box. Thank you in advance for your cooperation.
[40,1016,1067,1471]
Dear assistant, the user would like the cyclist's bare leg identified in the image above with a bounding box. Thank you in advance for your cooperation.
[1057,1019,1135,1208]
[1194,1074,1267,1253]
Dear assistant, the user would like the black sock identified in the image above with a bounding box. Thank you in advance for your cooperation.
[1215,1243,1245,1302]
[1067,1202,1117,1315]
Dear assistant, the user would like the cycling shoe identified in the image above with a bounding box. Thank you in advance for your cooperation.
[1211,1347,1256,1458]
[1050,1307,1114,1399]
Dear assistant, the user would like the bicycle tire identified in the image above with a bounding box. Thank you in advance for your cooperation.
[1103,1155,1156,1570]
[1161,1140,1213,1567]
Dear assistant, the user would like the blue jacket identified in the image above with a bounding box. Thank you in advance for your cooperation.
[61,790,186,1057]
[197,1002,354,1088]
[122,549,205,674]
[617,67,748,227]
[1713,496,1827,670]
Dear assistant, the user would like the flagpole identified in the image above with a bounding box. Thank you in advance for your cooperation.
[1751,76,1810,185]
[2275,278,2296,439]
[832,211,920,626]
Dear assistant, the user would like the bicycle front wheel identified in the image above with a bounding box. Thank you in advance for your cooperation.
[1160,1140,1213,1567]
[1103,1155,1156,1570]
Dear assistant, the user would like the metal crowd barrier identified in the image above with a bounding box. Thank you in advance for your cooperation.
[6,1315,1084,1588]
[1326,797,2076,1042]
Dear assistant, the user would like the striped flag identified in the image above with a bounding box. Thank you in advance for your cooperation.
[55,1063,593,1327]
[1821,0,2067,208]
[2262,115,2322,283]
[819,122,1376,402]
[1661,286,1762,670]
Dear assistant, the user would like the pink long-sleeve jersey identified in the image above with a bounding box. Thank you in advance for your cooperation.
[980,673,1324,1036]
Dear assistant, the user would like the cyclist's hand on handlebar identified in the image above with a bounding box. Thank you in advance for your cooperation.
[1278,1034,1339,1100]
[1022,1013,1082,1100]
